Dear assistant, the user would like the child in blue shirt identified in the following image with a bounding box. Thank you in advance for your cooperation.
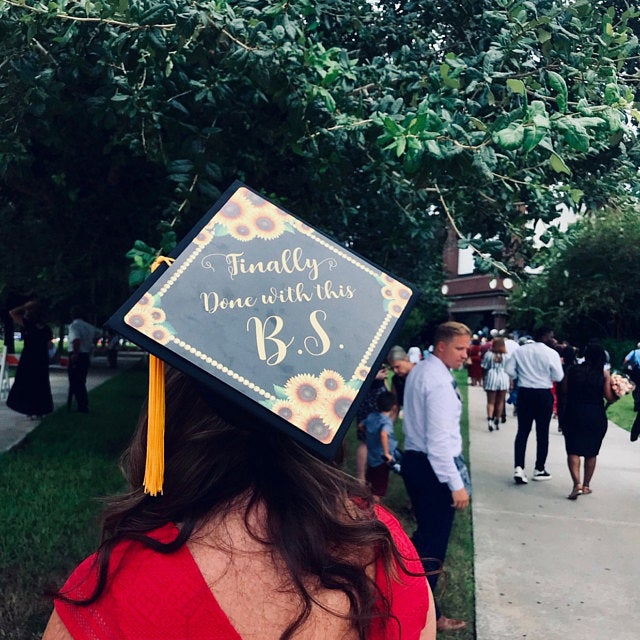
[364,391,399,499]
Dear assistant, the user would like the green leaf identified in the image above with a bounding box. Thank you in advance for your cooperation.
[547,71,568,113]
[139,4,169,25]
[569,188,583,204]
[563,124,589,152]
[538,28,552,43]
[493,123,525,150]
[440,63,460,89]
[383,117,402,135]
[469,117,487,131]
[506,79,526,95]
[523,124,545,153]
[549,153,571,175]
[425,139,444,159]
[604,83,620,105]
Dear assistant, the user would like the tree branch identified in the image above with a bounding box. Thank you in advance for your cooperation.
[434,182,511,275]
[5,0,175,30]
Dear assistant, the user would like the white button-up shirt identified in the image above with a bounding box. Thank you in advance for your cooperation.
[402,356,464,491]
[504,341,564,388]
[68,318,99,353]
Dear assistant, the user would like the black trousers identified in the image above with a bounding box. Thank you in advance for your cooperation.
[402,450,455,619]
[514,387,554,470]
[67,353,90,412]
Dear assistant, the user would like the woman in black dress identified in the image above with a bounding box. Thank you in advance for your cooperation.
[562,343,617,499]
[7,300,54,418]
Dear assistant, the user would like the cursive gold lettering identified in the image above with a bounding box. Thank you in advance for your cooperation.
[201,291,257,314]
[246,316,294,365]
[304,310,331,356]
[223,248,323,282]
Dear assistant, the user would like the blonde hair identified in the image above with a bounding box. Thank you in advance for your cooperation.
[434,321,471,345]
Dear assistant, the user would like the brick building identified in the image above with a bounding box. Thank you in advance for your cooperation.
[441,226,514,333]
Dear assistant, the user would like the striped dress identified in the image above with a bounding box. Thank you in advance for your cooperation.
[482,351,510,391]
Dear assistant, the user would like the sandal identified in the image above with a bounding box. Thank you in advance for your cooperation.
[567,485,583,500]
[582,485,592,495]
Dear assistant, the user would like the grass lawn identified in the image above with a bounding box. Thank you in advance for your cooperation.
[606,391,637,431]
[1,363,475,639]
[0,363,148,639]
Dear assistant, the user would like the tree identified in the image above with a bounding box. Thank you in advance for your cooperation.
[1,0,638,324]
[507,204,640,343]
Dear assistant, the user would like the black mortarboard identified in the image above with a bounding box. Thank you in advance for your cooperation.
[108,181,417,494]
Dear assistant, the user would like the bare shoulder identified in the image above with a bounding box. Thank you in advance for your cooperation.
[41,610,73,640]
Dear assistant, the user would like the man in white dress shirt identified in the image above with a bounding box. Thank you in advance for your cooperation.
[388,321,471,633]
[67,306,100,413]
[505,326,564,484]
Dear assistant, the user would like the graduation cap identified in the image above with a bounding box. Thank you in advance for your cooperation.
[109,181,417,495]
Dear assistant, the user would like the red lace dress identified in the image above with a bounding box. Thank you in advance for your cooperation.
[55,506,428,639]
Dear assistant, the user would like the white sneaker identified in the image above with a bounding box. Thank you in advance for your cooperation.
[514,466,528,484]
[532,469,552,481]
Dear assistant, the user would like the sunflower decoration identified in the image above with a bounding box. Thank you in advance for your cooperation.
[283,373,323,408]
[240,188,271,209]
[318,369,346,395]
[211,187,293,240]
[192,227,215,247]
[218,197,247,223]
[378,275,412,317]
[227,218,258,242]
[252,206,287,240]
[321,384,358,432]
[271,399,303,425]
[263,369,362,443]
[353,365,371,381]
[124,294,175,345]
[300,413,334,443]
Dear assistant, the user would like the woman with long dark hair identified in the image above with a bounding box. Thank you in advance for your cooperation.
[6,300,54,418]
[562,343,617,500]
[42,367,435,640]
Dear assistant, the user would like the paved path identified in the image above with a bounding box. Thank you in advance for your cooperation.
[468,384,640,639]
[0,352,143,453]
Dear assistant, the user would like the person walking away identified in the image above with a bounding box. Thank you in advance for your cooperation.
[363,391,399,502]
[67,307,100,413]
[481,337,510,432]
[466,338,483,386]
[505,326,564,485]
[6,300,54,419]
[555,343,576,434]
[106,330,120,369]
[389,321,471,633]
[562,343,617,499]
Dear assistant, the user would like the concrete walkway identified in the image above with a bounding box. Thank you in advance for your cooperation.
[468,384,640,639]
[0,352,143,453]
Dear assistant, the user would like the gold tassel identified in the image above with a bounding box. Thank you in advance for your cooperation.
[144,354,165,496]
[142,256,175,496]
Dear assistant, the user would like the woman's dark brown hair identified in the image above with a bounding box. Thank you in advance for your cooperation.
[56,367,412,639]
[491,337,506,362]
